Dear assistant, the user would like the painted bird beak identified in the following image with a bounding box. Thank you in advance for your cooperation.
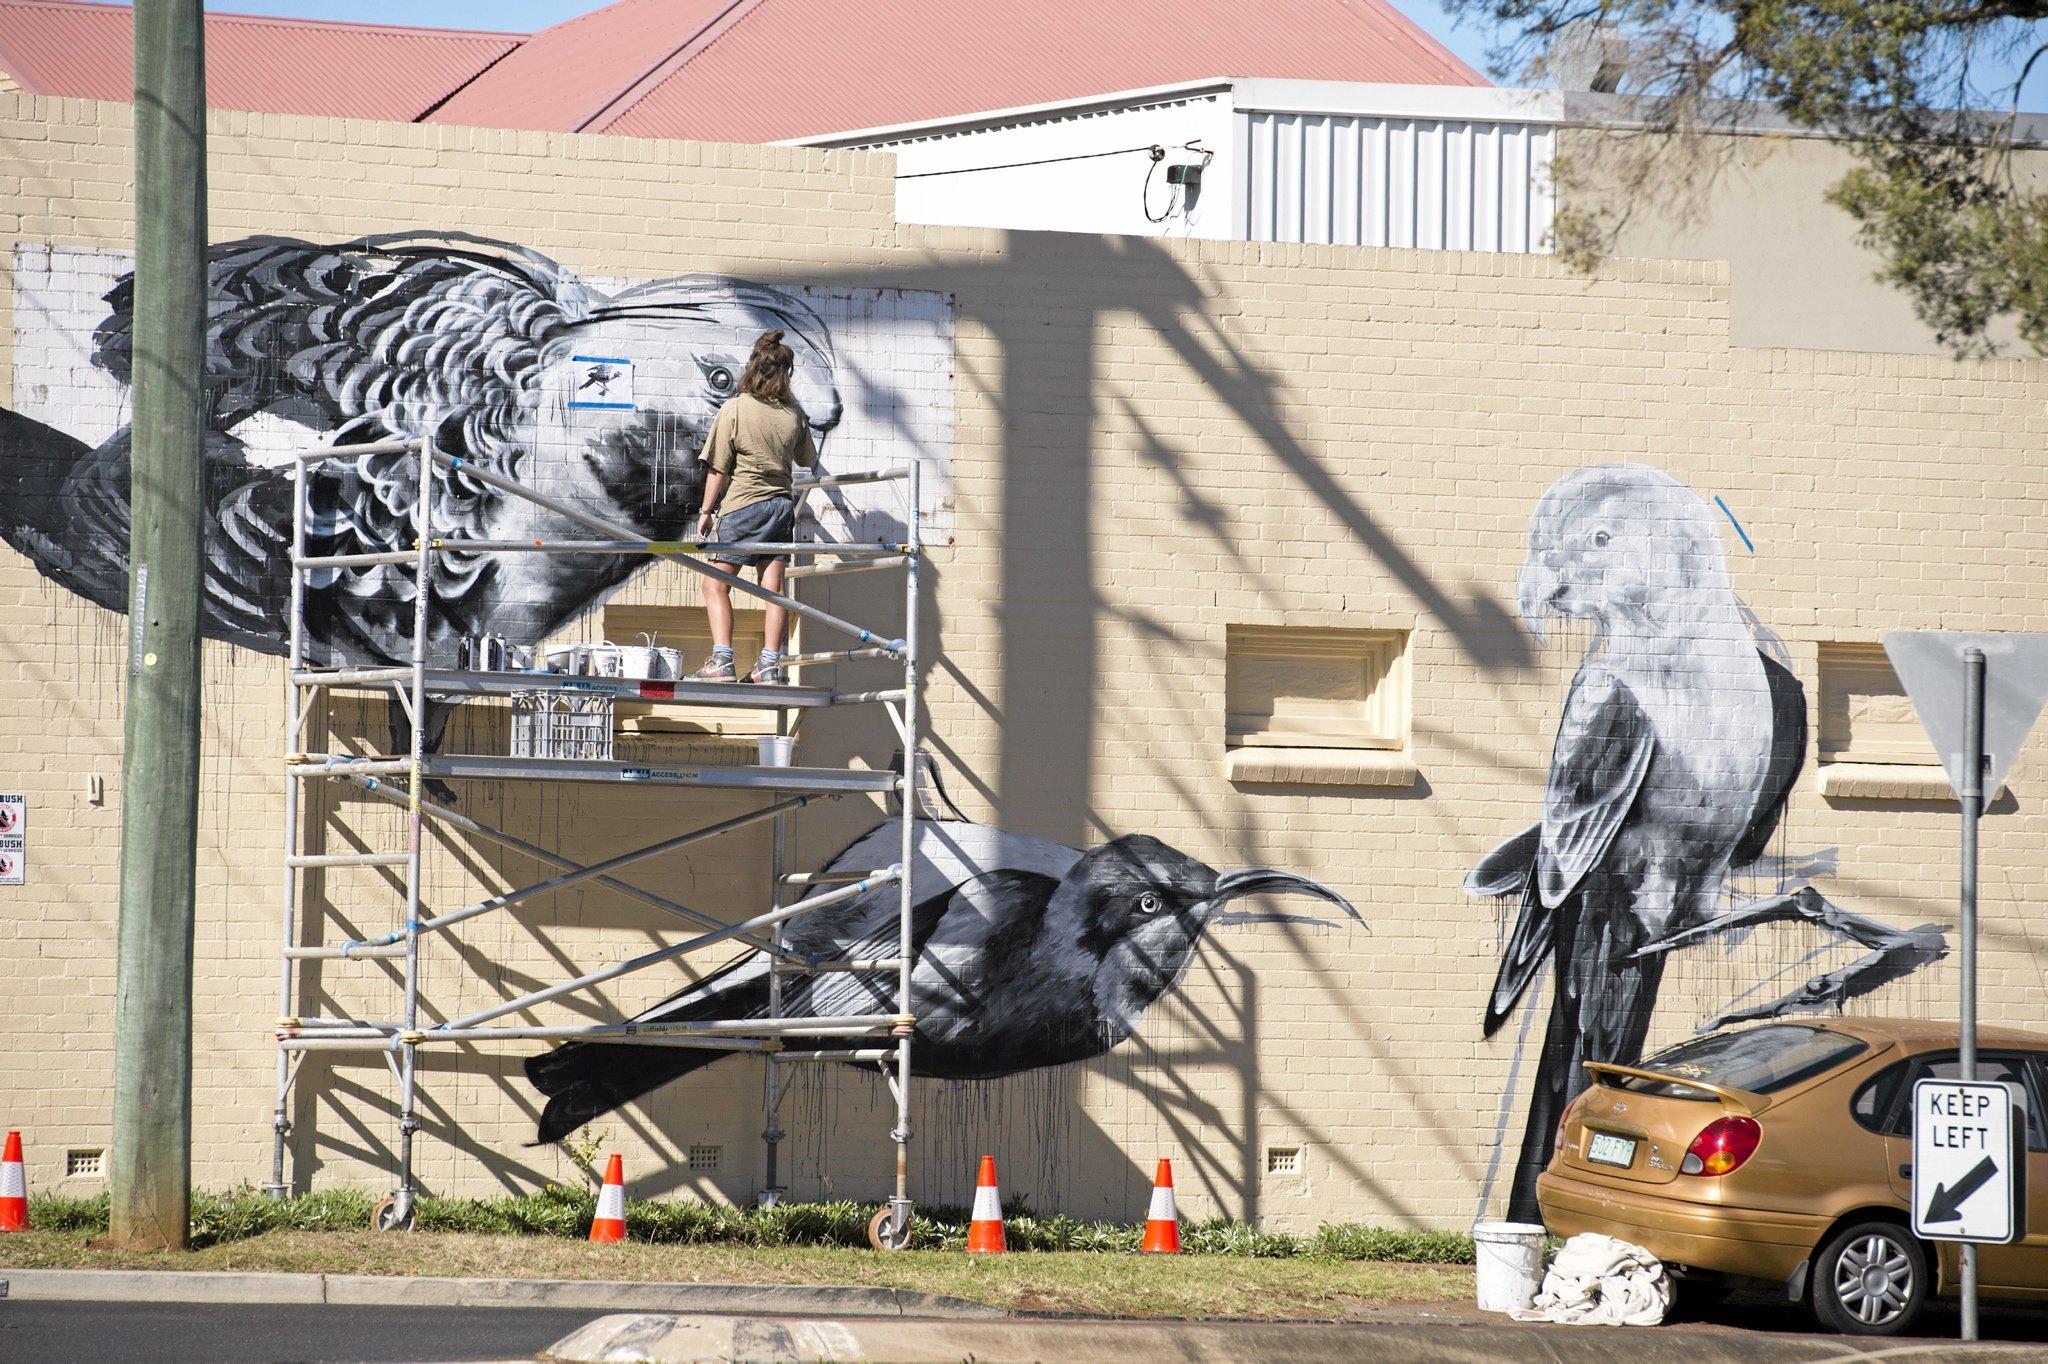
[1207,868,1364,930]
[1517,560,1560,643]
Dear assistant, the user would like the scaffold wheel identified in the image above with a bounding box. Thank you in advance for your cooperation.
[373,1194,417,1232]
[867,1204,913,1251]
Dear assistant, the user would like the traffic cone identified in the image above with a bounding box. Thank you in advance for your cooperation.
[588,1153,626,1244]
[0,1131,25,1232]
[965,1154,1006,1253]
[1139,1157,1180,1254]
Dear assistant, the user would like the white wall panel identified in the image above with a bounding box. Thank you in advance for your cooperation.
[1241,110,1554,253]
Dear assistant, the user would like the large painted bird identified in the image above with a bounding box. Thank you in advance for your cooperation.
[1466,464,1808,1221]
[525,817,1359,1143]
[0,232,839,749]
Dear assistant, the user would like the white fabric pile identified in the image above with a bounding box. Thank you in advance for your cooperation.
[1510,1232,1673,1326]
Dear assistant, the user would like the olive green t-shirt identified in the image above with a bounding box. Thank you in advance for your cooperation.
[698,393,818,516]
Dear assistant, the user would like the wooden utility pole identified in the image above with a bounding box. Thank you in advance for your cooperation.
[111,0,206,1251]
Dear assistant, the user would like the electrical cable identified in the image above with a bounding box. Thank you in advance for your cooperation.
[1142,142,1215,224]
[896,143,1166,179]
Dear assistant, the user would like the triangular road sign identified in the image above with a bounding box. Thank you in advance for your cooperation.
[1883,632,2048,799]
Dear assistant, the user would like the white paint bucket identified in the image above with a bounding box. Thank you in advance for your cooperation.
[757,735,794,767]
[1471,1221,1546,1313]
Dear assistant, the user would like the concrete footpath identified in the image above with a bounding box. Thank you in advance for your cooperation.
[0,1268,998,1318]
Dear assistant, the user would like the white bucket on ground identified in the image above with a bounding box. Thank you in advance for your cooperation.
[1472,1221,1546,1313]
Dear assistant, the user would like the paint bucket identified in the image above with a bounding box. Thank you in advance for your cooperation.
[1471,1221,1546,1313]
[757,735,794,767]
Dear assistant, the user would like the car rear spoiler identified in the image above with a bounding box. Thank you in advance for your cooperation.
[1582,1061,1774,1117]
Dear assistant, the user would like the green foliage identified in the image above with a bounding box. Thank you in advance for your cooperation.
[1446,0,2048,353]
[19,1187,1473,1263]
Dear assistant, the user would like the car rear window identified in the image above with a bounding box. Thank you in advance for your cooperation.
[1617,1025,1868,1098]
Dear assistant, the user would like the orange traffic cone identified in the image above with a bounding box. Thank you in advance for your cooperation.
[588,1153,625,1243]
[1139,1157,1180,1254]
[0,1130,25,1232]
[965,1154,1006,1253]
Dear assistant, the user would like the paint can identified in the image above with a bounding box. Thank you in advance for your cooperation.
[1471,1221,1546,1313]
[757,735,794,767]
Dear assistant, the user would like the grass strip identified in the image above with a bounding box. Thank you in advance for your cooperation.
[22,1187,1474,1262]
[0,1228,1471,1319]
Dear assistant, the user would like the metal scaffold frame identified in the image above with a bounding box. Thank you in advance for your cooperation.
[266,427,924,1246]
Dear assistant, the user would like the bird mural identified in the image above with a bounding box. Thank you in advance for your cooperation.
[1468,464,1943,1221]
[526,817,1360,1144]
[0,231,841,756]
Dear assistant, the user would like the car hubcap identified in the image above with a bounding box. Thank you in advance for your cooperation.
[1835,1234,1913,1326]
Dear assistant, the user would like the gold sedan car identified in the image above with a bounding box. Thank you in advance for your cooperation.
[1537,1017,2048,1336]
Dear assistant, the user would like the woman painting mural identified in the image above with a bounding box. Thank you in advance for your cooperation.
[691,329,817,684]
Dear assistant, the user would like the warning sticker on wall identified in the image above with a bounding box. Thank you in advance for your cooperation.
[568,355,635,411]
[0,794,24,884]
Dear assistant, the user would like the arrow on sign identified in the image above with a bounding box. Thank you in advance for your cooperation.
[1924,1155,1999,1223]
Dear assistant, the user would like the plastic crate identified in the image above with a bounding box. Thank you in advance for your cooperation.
[510,691,614,760]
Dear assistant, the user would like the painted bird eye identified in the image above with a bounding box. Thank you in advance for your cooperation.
[1137,892,1163,915]
[1592,530,1611,548]
[706,366,735,394]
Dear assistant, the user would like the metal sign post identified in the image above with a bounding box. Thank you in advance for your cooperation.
[1886,631,2048,1343]
[1959,647,1985,1341]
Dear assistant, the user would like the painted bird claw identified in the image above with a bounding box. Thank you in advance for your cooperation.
[1621,884,1947,1030]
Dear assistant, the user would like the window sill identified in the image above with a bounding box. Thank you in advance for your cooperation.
[1819,763,2000,803]
[1226,746,1418,789]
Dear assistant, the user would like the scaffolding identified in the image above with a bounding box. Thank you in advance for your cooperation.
[266,428,925,1248]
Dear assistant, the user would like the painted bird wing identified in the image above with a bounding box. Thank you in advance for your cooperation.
[1730,652,1807,868]
[1482,663,1656,1034]
[89,235,596,662]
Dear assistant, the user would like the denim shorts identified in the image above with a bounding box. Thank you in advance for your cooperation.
[710,495,797,569]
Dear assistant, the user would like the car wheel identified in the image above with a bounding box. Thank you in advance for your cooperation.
[1809,1220,1928,1336]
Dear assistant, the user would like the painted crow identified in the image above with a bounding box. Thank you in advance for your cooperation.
[526,818,1358,1143]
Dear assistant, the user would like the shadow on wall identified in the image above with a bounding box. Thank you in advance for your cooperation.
[303,230,1529,1217]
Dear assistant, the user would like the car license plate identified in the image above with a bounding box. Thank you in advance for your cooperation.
[1586,1131,1637,1168]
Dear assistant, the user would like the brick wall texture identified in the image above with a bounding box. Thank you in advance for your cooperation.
[1,93,2044,1231]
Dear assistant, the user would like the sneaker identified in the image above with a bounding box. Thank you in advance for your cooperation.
[691,654,737,682]
[745,657,788,686]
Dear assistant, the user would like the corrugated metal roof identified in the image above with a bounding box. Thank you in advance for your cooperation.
[436,0,1487,142]
[0,0,518,122]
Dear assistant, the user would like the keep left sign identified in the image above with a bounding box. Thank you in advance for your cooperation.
[1913,1078,2025,1244]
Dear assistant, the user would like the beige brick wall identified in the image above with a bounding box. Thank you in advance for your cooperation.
[1,92,2044,1230]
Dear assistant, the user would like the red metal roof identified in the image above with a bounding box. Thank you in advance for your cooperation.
[431,0,1488,141]
[0,0,1485,142]
[0,0,518,122]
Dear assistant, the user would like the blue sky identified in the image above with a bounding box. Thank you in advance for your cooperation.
[205,0,2045,112]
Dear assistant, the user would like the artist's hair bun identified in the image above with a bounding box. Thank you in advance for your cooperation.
[753,329,786,353]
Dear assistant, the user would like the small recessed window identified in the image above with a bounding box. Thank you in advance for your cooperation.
[1266,1146,1302,1175]
[66,1148,104,1179]
[1818,643,1956,801]
[1224,626,1415,787]
[687,1143,723,1171]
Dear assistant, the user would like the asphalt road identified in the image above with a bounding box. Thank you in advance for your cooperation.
[0,1300,594,1363]
[7,1292,2048,1363]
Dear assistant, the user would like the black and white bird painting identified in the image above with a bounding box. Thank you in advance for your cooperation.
[0,231,840,673]
[525,817,1360,1143]
[1468,464,1943,1220]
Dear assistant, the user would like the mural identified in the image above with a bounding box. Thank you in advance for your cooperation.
[1,234,952,757]
[1468,464,1945,1220]
[527,816,1360,1142]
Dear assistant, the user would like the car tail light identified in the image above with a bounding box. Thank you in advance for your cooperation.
[1555,1095,1582,1155]
[1681,1116,1761,1176]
